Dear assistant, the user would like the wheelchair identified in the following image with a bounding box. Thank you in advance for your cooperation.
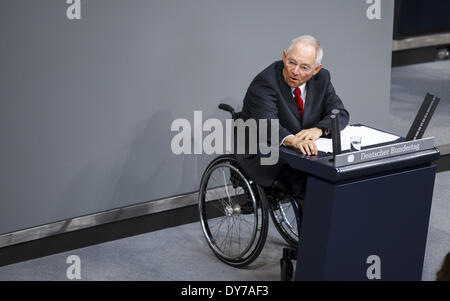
[198,104,302,279]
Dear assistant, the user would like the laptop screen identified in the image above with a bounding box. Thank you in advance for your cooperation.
[405,93,440,141]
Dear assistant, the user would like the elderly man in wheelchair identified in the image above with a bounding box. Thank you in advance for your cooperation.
[198,35,349,280]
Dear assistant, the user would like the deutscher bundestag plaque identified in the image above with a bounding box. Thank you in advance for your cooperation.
[334,137,435,167]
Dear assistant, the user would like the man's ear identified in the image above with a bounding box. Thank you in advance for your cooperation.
[282,50,287,64]
[313,63,322,76]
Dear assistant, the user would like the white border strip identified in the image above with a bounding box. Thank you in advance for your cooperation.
[0,192,198,248]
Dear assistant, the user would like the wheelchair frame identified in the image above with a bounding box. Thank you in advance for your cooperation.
[198,104,302,273]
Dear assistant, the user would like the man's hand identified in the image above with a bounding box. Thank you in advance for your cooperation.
[283,135,318,156]
[295,127,322,141]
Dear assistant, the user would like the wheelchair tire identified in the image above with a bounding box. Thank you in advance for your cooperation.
[270,196,301,248]
[198,155,269,267]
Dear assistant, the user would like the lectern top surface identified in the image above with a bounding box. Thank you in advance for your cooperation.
[280,135,439,182]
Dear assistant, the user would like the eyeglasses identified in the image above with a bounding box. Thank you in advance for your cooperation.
[286,58,313,73]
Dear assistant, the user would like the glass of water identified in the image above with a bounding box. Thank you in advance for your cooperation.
[350,136,362,151]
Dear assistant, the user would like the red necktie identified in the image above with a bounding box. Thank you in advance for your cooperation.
[294,87,304,118]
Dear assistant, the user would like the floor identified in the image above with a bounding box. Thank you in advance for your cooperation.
[0,171,448,281]
[388,60,450,146]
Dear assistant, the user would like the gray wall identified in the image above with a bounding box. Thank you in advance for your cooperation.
[0,0,394,234]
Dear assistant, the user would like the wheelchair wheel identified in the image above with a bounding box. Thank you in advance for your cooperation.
[198,155,269,267]
[270,196,301,248]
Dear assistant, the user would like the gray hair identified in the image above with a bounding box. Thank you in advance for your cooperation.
[287,35,323,66]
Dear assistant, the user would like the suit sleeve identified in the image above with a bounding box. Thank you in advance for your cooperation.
[314,70,350,135]
[244,78,292,144]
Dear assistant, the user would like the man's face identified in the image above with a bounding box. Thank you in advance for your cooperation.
[282,43,322,88]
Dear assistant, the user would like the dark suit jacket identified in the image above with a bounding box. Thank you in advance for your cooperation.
[236,60,349,187]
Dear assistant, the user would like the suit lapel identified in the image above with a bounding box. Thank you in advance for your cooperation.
[282,82,302,123]
[303,76,316,126]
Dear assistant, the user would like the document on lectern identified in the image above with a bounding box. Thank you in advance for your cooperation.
[316,125,400,153]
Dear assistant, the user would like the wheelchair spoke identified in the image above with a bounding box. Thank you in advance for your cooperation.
[211,216,229,240]
[199,157,269,266]
[222,170,233,206]
[269,197,299,248]
[208,174,233,207]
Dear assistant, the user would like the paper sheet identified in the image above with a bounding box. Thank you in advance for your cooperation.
[315,125,400,153]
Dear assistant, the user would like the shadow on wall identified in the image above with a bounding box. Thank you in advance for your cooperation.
[57,97,243,217]
[108,109,200,209]
[197,95,243,166]
[107,99,244,210]
[55,110,186,217]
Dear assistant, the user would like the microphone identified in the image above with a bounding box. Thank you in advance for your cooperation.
[331,109,341,158]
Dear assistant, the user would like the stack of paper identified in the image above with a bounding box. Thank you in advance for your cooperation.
[315,125,400,153]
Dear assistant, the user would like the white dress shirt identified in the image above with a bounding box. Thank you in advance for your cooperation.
[281,83,307,145]
[291,83,307,105]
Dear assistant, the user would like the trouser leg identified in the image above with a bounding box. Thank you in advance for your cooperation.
[278,165,306,202]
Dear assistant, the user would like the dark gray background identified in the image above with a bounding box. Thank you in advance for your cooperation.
[0,0,394,234]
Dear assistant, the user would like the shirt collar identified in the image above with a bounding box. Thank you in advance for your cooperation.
[291,83,306,95]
